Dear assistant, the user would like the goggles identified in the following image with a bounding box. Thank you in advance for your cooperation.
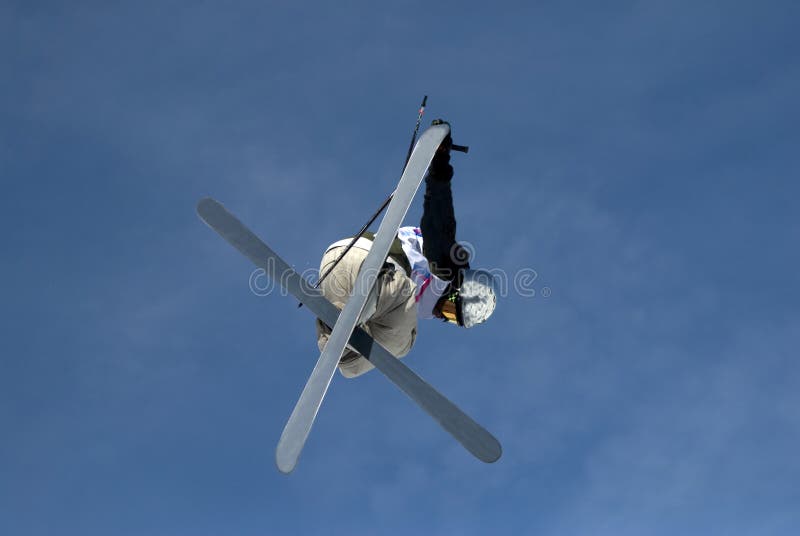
[438,289,463,326]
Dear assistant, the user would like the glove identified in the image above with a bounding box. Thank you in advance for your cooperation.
[429,119,454,181]
[431,119,453,153]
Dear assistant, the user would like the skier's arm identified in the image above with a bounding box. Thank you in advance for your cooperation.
[420,144,470,282]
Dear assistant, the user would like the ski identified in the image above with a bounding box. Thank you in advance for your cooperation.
[275,123,450,473]
[197,195,502,472]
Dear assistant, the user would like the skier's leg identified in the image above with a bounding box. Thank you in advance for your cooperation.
[367,266,418,358]
[315,248,417,378]
[315,247,371,374]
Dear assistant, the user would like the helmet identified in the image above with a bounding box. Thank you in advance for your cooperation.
[458,269,498,328]
[438,269,498,328]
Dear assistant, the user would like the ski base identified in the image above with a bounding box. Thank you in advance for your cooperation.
[197,197,502,473]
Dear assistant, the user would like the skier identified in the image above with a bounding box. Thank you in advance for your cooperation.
[197,118,503,469]
[316,120,498,378]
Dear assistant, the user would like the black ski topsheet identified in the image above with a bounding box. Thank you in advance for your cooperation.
[196,197,502,469]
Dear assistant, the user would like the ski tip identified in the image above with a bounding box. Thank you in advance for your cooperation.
[196,197,230,230]
[196,197,220,218]
[469,433,502,464]
[275,446,298,475]
[482,439,503,464]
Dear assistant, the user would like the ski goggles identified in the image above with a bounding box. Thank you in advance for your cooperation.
[438,289,463,326]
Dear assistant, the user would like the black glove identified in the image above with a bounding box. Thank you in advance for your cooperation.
[431,119,453,152]
[429,119,453,181]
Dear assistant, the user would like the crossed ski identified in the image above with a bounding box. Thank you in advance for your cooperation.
[197,124,501,473]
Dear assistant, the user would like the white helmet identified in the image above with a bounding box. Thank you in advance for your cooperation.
[438,269,498,328]
[458,269,498,328]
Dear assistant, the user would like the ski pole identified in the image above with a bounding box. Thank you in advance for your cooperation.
[309,95,428,294]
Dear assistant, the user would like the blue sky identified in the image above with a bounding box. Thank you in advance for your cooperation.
[2,1,799,534]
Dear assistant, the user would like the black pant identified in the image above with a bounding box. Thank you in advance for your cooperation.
[420,151,469,282]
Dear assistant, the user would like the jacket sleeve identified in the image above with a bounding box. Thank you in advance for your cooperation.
[420,150,470,282]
